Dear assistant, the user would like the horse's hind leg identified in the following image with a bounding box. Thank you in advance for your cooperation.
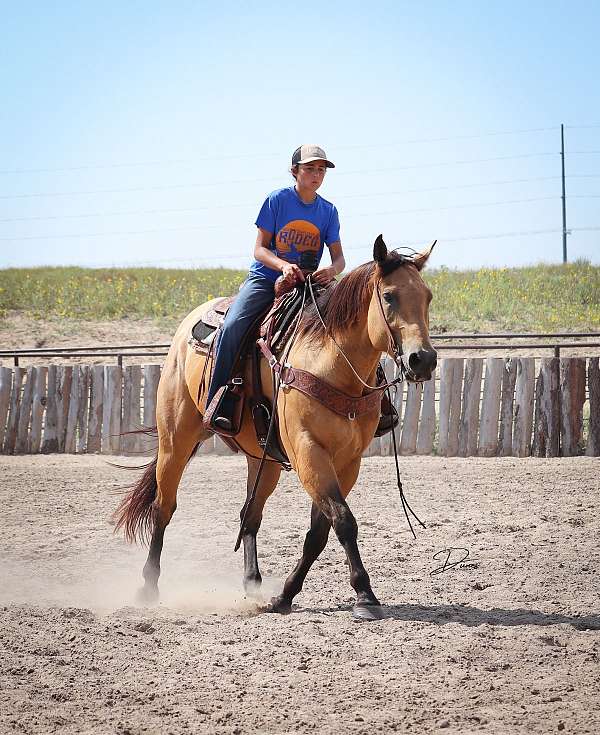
[139,393,207,603]
[240,457,281,595]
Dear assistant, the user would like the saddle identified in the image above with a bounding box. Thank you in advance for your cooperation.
[188,285,309,468]
[189,296,236,351]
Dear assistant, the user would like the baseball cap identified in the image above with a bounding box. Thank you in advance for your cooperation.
[291,144,335,168]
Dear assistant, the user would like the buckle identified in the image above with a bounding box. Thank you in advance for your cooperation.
[232,377,243,385]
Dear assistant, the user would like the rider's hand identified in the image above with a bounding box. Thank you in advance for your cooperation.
[281,262,305,284]
[311,265,337,285]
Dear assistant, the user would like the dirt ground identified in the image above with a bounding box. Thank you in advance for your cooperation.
[1,453,599,734]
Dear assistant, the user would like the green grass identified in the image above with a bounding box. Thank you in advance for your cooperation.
[0,261,598,332]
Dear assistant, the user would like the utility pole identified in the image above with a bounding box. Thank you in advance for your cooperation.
[561,123,568,263]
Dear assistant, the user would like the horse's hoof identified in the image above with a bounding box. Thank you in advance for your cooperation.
[352,604,386,621]
[136,584,159,606]
[266,596,292,615]
[243,577,263,599]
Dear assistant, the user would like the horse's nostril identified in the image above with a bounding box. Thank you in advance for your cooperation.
[408,352,422,371]
[408,350,437,374]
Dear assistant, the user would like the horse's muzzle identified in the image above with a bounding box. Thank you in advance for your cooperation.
[405,348,437,382]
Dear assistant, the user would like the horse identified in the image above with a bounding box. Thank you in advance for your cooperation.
[114,235,437,620]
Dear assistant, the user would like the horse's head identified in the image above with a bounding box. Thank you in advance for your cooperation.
[367,234,437,382]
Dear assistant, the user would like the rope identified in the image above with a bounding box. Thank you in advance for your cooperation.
[234,281,309,552]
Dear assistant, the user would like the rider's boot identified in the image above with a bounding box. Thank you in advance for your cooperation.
[374,392,399,437]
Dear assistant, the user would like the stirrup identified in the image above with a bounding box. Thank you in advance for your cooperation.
[374,406,399,438]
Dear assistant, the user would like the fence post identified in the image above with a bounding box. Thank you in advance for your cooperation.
[586,357,600,456]
[498,358,517,456]
[532,358,560,457]
[122,365,142,454]
[3,367,25,454]
[143,365,161,429]
[56,366,73,452]
[30,366,48,454]
[416,374,436,455]
[399,382,422,454]
[64,367,80,453]
[0,366,12,449]
[102,365,123,454]
[437,359,453,456]
[76,366,90,453]
[459,358,483,456]
[478,358,504,456]
[513,357,535,457]
[41,365,59,454]
[87,366,104,453]
[560,358,586,456]
[16,366,35,454]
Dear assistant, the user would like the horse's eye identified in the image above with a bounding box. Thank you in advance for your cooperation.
[383,292,394,305]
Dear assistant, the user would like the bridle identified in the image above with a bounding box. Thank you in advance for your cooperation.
[307,275,407,391]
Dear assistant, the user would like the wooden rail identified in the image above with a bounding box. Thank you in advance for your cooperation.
[0,357,598,458]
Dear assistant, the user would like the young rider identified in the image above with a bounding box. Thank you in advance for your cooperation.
[206,144,345,432]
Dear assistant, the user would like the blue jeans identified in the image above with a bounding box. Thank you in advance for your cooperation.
[207,274,275,405]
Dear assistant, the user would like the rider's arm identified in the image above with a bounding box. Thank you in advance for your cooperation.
[312,241,345,284]
[254,227,304,283]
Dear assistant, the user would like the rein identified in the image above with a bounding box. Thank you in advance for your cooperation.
[306,275,407,391]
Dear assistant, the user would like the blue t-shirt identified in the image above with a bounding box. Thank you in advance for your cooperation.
[249,186,341,282]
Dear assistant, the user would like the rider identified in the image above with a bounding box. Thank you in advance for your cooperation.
[206,144,345,432]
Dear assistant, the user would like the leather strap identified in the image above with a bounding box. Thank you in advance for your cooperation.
[257,338,382,420]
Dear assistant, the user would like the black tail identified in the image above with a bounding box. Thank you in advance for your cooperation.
[112,454,159,545]
[112,426,201,545]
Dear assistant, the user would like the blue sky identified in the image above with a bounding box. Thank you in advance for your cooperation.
[1,1,599,271]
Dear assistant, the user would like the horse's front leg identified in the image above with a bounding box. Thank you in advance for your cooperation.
[240,457,281,595]
[271,450,384,619]
[268,502,331,613]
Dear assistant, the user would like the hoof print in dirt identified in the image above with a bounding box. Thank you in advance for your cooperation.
[352,604,386,621]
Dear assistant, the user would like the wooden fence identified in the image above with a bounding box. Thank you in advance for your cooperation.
[0,357,598,458]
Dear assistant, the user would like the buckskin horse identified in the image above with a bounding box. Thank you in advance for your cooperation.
[114,235,437,620]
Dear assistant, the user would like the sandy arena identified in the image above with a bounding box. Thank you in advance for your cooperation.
[1,454,599,734]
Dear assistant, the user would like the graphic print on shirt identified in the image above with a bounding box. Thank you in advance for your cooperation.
[275,219,321,258]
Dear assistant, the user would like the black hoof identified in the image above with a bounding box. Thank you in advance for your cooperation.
[136,584,159,606]
[352,604,386,621]
[266,596,292,615]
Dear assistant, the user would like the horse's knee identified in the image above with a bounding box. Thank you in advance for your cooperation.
[321,493,358,544]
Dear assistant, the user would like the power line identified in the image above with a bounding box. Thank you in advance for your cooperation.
[0,125,563,176]
[0,176,566,223]
[0,191,571,226]
[0,152,561,201]
[344,196,558,220]
[0,196,572,241]
[4,226,597,261]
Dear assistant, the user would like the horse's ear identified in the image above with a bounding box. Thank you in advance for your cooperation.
[413,240,437,271]
[373,234,387,263]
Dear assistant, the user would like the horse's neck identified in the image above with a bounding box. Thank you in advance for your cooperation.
[293,313,381,394]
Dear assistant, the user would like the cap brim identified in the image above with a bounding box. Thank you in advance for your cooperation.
[296,156,335,168]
